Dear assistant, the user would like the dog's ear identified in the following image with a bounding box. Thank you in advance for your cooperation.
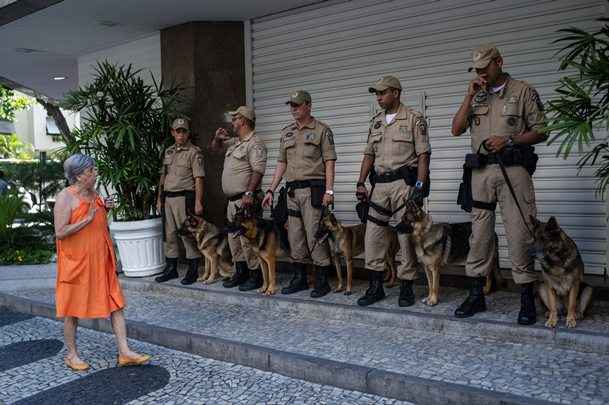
[546,216,561,238]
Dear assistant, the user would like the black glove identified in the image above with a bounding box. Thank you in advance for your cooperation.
[409,186,426,206]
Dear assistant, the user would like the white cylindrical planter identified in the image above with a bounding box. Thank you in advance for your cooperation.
[109,217,165,277]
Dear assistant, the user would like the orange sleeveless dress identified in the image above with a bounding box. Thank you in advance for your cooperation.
[55,188,125,318]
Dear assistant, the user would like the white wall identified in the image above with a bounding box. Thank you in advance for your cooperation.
[77,33,161,87]
[13,92,78,152]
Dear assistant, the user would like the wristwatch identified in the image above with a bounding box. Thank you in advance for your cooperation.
[415,180,424,189]
[356,182,365,188]
[244,191,254,197]
[325,190,334,196]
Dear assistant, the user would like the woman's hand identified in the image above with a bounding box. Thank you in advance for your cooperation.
[85,204,97,224]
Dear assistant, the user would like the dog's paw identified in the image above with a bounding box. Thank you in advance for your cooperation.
[344,290,353,296]
[257,286,267,294]
[264,287,278,296]
[422,296,438,306]
[545,314,558,328]
[333,287,345,293]
[566,315,577,328]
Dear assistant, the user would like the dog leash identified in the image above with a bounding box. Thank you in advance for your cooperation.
[484,142,534,238]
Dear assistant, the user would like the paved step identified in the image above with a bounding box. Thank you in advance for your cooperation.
[2,274,609,404]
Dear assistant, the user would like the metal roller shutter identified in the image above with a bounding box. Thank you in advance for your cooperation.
[249,0,608,274]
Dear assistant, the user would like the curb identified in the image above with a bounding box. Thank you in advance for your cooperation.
[120,278,609,355]
[0,291,553,405]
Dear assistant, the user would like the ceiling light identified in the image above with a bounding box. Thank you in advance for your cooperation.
[52,76,67,81]
[15,48,43,54]
[99,20,120,27]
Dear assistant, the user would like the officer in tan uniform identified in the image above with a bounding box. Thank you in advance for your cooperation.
[356,76,431,307]
[211,106,267,291]
[262,90,337,298]
[155,118,206,285]
[451,44,547,324]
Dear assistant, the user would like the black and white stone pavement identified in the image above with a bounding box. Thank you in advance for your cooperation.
[0,309,411,404]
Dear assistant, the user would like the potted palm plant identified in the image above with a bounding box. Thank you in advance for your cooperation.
[62,61,185,276]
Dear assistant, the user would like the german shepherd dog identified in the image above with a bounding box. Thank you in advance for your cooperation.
[401,200,502,306]
[531,216,593,328]
[319,211,398,295]
[233,208,289,296]
[179,215,233,284]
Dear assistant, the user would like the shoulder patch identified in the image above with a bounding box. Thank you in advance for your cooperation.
[531,89,544,111]
[252,144,265,158]
[282,123,297,131]
[373,120,382,129]
[414,117,427,133]
[324,128,335,145]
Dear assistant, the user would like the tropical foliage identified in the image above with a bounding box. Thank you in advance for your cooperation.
[545,14,609,196]
[61,61,185,220]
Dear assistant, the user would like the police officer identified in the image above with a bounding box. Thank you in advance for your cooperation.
[356,76,431,307]
[155,118,206,285]
[262,91,337,298]
[211,106,267,291]
[451,44,547,324]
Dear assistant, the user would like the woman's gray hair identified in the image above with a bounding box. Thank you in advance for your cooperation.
[64,154,95,184]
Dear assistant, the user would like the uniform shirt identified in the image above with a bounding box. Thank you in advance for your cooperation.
[468,74,546,153]
[161,142,205,192]
[221,131,268,197]
[278,118,337,182]
[364,103,431,174]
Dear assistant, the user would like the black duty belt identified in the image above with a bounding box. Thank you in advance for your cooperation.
[372,165,417,185]
[286,179,325,190]
[373,169,404,183]
[227,189,262,202]
[164,190,194,198]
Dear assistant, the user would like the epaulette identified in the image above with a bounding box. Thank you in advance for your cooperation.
[370,110,383,121]
[281,123,297,131]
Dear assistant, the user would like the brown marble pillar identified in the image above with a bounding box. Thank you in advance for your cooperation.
[161,22,245,226]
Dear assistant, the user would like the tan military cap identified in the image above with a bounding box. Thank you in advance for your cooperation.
[229,106,255,121]
[468,44,501,72]
[368,75,402,93]
[286,90,312,105]
[171,118,189,130]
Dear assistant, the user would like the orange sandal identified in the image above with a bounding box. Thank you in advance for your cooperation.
[64,357,90,371]
[117,353,151,367]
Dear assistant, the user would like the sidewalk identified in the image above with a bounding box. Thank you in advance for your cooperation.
[1,264,609,404]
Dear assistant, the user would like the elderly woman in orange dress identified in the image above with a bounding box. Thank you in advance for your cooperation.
[54,153,151,371]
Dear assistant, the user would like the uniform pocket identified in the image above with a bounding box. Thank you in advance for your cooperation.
[175,162,191,177]
[232,147,248,160]
[303,135,321,158]
[501,102,521,135]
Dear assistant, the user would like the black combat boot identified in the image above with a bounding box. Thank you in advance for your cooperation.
[517,282,537,325]
[398,279,416,307]
[281,262,309,294]
[180,258,200,285]
[155,258,179,283]
[223,261,249,288]
[310,265,332,298]
[357,270,386,306]
[239,267,263,291]
[454,276,486,318]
